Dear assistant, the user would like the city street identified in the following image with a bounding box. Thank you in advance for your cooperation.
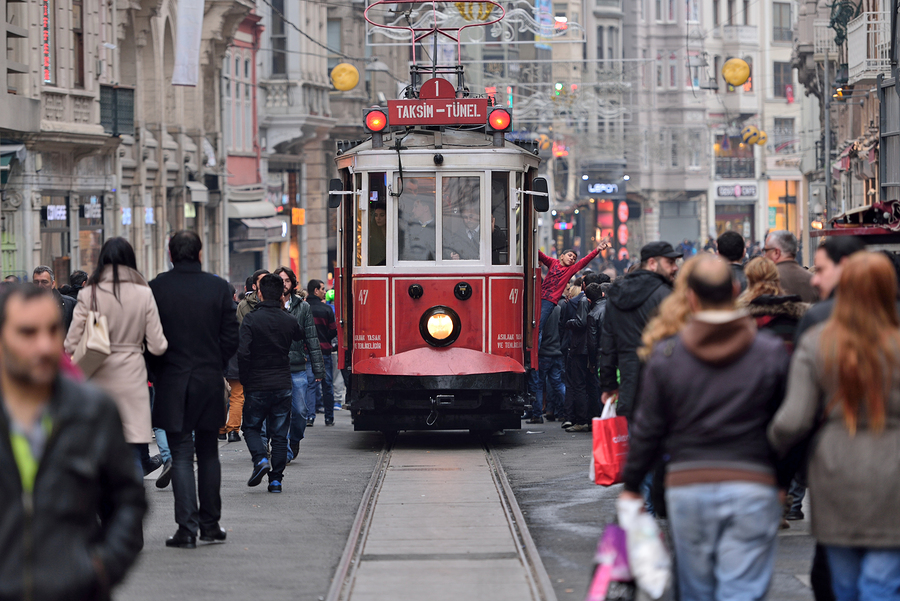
[117,410,815,601]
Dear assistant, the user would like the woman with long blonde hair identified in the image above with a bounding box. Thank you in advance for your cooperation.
[638,257,700,360]
[769,252,900,601]
[737,257,808,352]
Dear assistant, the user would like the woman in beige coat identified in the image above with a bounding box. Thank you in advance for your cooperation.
[65,237,168,474]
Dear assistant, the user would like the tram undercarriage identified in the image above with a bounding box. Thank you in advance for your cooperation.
[349,373,527,432]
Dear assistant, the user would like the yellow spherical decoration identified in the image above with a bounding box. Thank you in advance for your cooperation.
[741,125,760,145]
[331,63,360,91]
[756,131,767,145]
[722,58,751,87]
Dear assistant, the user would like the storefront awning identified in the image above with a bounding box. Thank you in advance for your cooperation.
[1,145,25,185]
[228,199,277,219]
[233,217,287,244]
[186,181,208,204]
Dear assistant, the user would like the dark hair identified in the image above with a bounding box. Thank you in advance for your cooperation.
[274,266,298,294]
[258,274,284,302]
[717,231,746,262]
[169,230,202,263]
[0,284,57,331]
[88,237,138,300]
[561,248,578,258]
[245,276,254,292]
[819,236,865,266]
[33,265,54,280]
[307,279,324,296]
[583,273,604,287]
[585,282,603,302]
[599,282,612,297]
[687,260,734,305]
[70,270,88,288]
[250,269,270,292]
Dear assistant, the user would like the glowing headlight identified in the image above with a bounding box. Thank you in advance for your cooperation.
[419,306,461,347]
[427,314,454,340]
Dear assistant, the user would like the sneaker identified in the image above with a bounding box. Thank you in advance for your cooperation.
[248,459,270,487]
[526,416,544,424]
[268,480,282,493]
[785,509,804,521]
[561,421,573,429]
[566,424,591,433]
[142,454,163,476]
[306,419,314,427]
[325,419,335,426]
[334,403,343,410]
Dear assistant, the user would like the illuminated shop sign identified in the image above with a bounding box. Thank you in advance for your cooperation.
[579,178,626,199]
[45,205,67,221]
[588,183,618,194]
[716,184,758,198]
[42,0,53,83]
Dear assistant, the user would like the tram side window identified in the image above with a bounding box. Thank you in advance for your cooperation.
[398,175,436,261]
[515,173,524,265]
[368,172,387,266]
[491,173,509,265]
[355,173,363,267]
[441,176,481,260]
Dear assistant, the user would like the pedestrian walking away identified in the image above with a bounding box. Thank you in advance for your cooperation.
[769,252,900,601]
[0,283,146,600]
[622,255,790,601]
[64,237,169,479]
[147,231,239,549]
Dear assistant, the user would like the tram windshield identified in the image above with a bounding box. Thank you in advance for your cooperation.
[442,177,481,261]
[398,176,437,261]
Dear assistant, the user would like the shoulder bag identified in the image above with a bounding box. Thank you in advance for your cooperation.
[71,285,111,378]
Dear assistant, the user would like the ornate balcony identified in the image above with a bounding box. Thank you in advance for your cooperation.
[848,12,891,85]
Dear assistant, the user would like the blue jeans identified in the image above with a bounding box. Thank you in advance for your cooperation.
[666,481,781,601]
[149,385,171,463]
[290,370,308,446]
[306,353,334,422]
[538,299,555,348]
[243,389,292,483]
[537,355,565,417]
[826,546,900,601]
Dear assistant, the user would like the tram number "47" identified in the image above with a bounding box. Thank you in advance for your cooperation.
[508,289,519,304]
[358,290,369,305]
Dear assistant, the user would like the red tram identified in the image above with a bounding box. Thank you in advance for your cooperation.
[327,24,549,432]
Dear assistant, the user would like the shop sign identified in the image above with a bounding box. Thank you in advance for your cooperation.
[580,178,626,199]
[41,0,53,83]
[588,183,618,194]
[145,207,155,224]
[121,207,132,225]
[768,207,777,228]
[716,184,757,198]
[45,205,67,221]
[83,203,102,219]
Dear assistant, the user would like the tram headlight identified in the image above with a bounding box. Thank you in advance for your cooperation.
[419,306,462,347]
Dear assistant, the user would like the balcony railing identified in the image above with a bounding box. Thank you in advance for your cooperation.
[814,20,839,57]
[848,12,891,84]
[722,25,758,45]
[715,157,755,179]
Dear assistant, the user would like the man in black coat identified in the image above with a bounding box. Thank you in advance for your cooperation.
[148,231,239,549]
[600,241,680,420]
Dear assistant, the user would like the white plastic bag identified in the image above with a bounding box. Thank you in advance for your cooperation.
[616,498,671,599]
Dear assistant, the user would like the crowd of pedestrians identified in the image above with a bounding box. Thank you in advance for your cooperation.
[532,229,900,601]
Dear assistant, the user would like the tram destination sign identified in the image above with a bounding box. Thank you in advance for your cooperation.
[387,98,489,126]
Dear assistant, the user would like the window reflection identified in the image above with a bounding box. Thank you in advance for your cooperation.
[368,173,387,266]
[398,176,436,261]
[442,176,481,260]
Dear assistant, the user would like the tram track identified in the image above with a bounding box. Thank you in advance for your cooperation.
[325,434,558,601]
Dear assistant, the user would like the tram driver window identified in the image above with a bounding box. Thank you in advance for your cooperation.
[368,173,387,266]
[398,176,436,261]
[491,173,510,265]
[442,176,481,260]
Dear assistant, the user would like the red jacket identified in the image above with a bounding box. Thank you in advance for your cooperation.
[539,248,601,304]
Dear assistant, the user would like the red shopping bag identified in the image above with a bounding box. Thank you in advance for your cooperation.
[591,398,630,486]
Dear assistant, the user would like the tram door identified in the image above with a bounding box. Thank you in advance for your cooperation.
[336,168,358,370]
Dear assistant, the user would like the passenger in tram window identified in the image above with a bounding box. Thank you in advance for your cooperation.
[398,178,436,261]
[444,207,481,260]
[368,202,387,266]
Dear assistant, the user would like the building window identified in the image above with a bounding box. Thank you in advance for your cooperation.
[72,0,84,87]
[642,130,650,168]
[223,54,231,149]
[669,52,677,88]
[655,0,662,20]
[689,130,701,167]
[656,52,664,88]
[271,0,287,76]
[712,55,721,92]
[773,117,796,153]
[727,0,734,24]
[743,55,753,92]
[773,2,792,42]
[671,131,680,167]
[327,20,341,72]
[773,61,792,97]
[687,52,700,88]
[742,0,749,24]
[686,0,699,23]
[642,49,649,88]
[713,0,719,25]
[658,131,666,167]
[223,50,253,152]
[608,26,618,60]
[597,27,604,60]
[668,0,676,21]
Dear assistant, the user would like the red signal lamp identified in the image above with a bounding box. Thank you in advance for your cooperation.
[364,109,388,132]
[488,108,511,132]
